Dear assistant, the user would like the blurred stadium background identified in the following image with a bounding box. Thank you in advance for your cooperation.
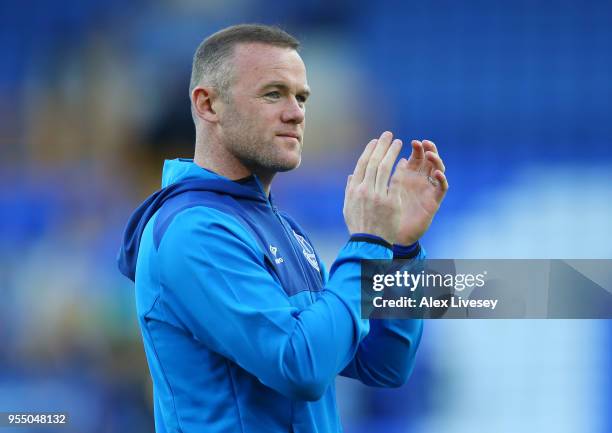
[1,0,611,432]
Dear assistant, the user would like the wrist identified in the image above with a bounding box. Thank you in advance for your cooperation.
[393,241,421,259]
[349,233,393,250]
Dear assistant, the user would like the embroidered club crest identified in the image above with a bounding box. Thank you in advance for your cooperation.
[292,231,320,271]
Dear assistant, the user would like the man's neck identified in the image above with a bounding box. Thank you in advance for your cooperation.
[193,142,274,195]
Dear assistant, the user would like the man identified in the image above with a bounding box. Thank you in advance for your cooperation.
[118,24,447,433]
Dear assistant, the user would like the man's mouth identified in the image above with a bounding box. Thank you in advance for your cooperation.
[277,132,301,141]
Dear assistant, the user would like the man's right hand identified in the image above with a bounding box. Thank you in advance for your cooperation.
[343,131,404,245]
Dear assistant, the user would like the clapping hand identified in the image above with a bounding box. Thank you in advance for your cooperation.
[394,138,448,245]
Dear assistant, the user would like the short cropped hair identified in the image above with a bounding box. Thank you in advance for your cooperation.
[189,24,300,100]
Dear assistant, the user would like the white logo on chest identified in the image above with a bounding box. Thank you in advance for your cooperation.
[269,244,284,264]
[292,231,320,272]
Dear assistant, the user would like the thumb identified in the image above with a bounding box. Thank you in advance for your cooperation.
[388,159,406,199]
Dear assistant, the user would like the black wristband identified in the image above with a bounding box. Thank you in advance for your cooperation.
[349,233,393,250]
[393,242,421,259]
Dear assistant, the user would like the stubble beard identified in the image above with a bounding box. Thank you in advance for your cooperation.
[220,103,302,176]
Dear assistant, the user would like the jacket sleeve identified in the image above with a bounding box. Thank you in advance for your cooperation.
[338,246,425,387]
[157,206,392,401]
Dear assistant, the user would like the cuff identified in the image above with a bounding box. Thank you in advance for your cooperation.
[349,233,392,250]
[393,242,421,259]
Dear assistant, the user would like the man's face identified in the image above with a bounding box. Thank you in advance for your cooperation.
[218,43,310,174]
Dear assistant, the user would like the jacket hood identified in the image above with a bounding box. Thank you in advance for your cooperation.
[117,159,269,282]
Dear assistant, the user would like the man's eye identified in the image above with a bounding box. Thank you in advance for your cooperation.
[296,95,307,104]
[265,91,281,99]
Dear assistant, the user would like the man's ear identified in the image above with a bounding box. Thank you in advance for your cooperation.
[192,86,222,122]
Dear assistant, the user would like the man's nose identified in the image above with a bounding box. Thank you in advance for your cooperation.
[281,97,305,124]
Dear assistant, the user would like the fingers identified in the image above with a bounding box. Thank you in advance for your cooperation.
[422,139,444,175]
[425,151,446,175]
[422,140,438,154]
[406,140,425,170]
[422,139,448,195]
[363,131,394,189]
[375,139,403,194]
[388,158,407,200]
[351,139,378,184]
[352,133,444,196]
[432,169,449,200]
[408,139,445,177]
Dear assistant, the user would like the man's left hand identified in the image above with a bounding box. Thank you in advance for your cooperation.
[394,139,449,245]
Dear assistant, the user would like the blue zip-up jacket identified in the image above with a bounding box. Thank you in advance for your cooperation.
[118,159,424,433]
